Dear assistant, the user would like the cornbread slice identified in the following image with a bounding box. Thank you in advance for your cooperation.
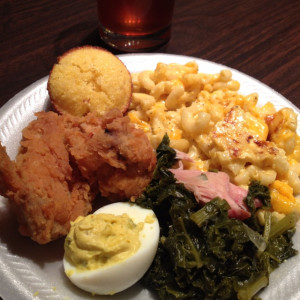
[47,46,132,116]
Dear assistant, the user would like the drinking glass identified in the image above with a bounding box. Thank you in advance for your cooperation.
[97,0,175,52]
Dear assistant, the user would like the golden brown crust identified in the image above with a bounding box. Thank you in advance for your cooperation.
[47,46,132,117]
[63,109,157,201]
[0,109,156,244]
[0,112,95,244]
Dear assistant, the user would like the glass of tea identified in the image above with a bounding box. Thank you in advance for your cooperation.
[97,0,175,52]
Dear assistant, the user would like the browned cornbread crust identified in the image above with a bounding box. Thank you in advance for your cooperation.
[47,46,132,116]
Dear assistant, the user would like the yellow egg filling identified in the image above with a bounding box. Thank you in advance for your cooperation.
[64,213,143,272]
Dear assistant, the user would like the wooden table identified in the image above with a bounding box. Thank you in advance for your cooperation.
[0,0,299,109]
[0,1,299,299]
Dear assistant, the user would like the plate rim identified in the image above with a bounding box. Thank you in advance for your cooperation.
[0,52,300,300]
[3,53,299,115]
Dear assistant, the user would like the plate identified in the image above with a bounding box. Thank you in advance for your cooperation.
[0,53,300,300]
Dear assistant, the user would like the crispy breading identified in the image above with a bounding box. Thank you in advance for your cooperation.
[64,109,157,201]
[0,112,94,244]
[0,109,156,243]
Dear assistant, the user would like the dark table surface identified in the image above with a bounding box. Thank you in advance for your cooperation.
[0,1,299,299]
[0,0,299,110]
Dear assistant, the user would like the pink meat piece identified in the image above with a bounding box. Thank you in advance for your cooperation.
[175,149,194,162]
[169,169,252,220]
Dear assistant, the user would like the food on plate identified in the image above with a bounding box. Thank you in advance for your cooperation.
[135,136,298,300]
[0,111,94,244]
[64,108,157,201]
[1,53,300,299]
[129,61,300,215]
[63,202,159,295]
[169,168,254,220]
[0,109,156,244]
[48,46,132,117]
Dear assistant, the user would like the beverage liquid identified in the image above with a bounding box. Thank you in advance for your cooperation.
[97,0,175,51]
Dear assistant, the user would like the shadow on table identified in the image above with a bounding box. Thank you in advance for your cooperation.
[52,21,170,59]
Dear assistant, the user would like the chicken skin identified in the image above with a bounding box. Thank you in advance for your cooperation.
[0,109,156,244]
[0,112,94,244]
[63,109,157,201]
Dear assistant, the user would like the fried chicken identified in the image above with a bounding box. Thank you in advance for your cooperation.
[63,109,157,201]
[0,112,94,244]
[0,109,157,244]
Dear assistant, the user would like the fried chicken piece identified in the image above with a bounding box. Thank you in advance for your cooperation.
[0,112,94,244]
[63,109,157,201]
[0,109,156,244]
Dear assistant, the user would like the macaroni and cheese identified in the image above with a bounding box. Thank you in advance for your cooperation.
[128,61,300,214]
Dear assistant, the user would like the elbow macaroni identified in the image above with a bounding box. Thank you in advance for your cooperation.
[128,61,300,214]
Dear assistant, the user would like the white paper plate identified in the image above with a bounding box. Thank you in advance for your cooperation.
[0,53,300,300]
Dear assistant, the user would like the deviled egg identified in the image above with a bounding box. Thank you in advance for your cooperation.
[63,202,160,295]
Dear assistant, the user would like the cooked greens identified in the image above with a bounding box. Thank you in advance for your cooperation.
[136,135,298,300]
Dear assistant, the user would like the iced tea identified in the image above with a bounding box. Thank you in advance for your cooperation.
[97,0,175,51]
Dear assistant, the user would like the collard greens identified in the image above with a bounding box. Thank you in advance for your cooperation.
[136,135,298,300]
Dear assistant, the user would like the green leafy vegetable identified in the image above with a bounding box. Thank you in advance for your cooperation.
[136,135,298,300]
[269,212,298,239]
[243,180,271,232]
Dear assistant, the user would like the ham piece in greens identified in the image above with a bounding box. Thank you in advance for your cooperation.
[170,168,253,220]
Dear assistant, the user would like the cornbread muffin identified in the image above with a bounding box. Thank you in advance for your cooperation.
[47,46,132,116]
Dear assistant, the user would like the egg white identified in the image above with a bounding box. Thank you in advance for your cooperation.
[63,202,160,295]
